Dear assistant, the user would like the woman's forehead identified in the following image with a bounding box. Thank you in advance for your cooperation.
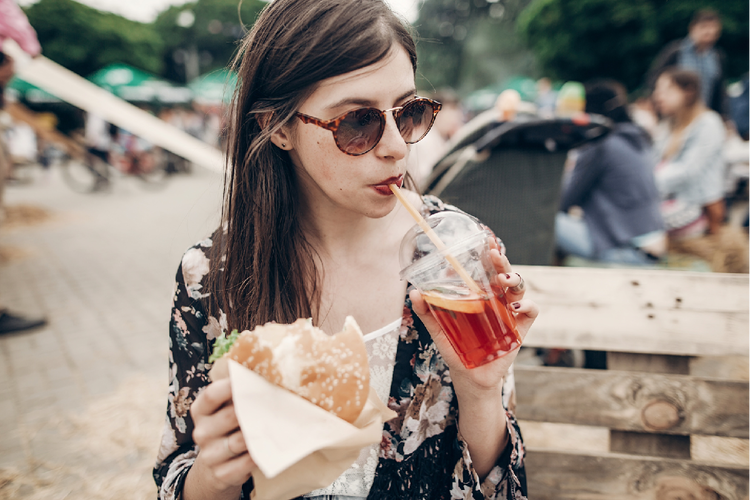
[304,47,415,111]
[656,75,673,88]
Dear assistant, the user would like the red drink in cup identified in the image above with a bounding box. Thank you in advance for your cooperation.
[399,212,521,369]
[422,284,520,368]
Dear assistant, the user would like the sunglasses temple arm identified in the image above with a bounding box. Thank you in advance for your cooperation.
[297,113,339,132]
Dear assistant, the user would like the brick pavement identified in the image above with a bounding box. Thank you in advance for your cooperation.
[0,165,223,496]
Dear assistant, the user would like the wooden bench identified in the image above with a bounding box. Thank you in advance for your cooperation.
[513,266,749,500]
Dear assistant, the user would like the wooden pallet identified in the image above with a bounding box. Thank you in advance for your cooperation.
[513,266,749,500]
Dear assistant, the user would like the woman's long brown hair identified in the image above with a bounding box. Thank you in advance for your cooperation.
[207,0,417,332]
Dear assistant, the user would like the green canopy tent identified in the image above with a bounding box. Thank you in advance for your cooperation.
[87,63,193,105]
[464,76,541,114]
[6,76,62,103]
[188,69,237,105]
[500,76,538,102]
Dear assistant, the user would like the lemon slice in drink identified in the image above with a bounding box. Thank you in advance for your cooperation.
[423,291,486,314]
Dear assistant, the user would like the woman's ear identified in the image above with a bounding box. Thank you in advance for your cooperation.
[270,126,292,151]
[259,112,292,151]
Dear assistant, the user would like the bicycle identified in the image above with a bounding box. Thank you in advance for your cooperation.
[60,142,169,193]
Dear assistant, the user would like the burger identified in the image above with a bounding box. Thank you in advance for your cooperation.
[209,317,369,424]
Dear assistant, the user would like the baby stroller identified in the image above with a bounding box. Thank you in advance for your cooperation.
[424,110,613,265]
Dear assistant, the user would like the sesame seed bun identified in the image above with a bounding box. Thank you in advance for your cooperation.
[210,317,369,423]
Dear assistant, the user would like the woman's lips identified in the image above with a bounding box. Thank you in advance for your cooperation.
[372,175,403,195]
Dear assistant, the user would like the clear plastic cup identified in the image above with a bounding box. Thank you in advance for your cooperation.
[399,212,521,368]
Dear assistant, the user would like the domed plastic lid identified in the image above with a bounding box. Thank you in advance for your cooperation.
[398,211,487,278]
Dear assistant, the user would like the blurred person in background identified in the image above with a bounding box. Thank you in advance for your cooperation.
[647,8,726,117]
[34,112,58,173]
[202,106,222,148]
[185,103,206,140]
[727,74,748,141]
[555,79,665,266]
[407,88,464,189]
[6,116,37,170]
[0,0,46,334]
[723,118,749,229]
[0,0,42,217]
[630,96,659,138]
[158,106,192,174]
[0,52,15,202]
[83,111,113,188]
[534,77,557,118]
[723,76,749,224]
[652,68,726,238]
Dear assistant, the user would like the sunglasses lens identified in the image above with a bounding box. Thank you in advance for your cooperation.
[336,108,384,155]
[398,99,436,143]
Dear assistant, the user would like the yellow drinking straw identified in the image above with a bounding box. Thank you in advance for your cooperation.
[389,184,484,296]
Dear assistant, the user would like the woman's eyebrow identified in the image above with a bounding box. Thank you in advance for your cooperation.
[325,97,376,110]
[325,88,417,111]
[394,88,418,104]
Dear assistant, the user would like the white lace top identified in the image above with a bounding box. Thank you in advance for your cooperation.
[304,317,402,498]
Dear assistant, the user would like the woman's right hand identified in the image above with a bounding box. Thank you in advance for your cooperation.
[184,378,257,500]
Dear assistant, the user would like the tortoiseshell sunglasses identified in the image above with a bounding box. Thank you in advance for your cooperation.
[296,97,442,156]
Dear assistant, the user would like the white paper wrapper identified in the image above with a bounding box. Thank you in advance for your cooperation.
[228,360,397,500]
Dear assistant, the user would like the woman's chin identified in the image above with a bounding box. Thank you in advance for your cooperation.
[359,196,399,219]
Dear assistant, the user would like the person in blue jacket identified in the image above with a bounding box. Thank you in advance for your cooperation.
[555,79,666,265]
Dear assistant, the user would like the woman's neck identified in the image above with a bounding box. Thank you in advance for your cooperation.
[303,206,384,255]
[298,194,406,262]
[671,102,706,131]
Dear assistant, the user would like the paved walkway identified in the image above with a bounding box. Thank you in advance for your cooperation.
[0,164,223,498]
[3,161,747,498]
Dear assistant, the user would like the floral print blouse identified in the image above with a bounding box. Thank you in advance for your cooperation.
[153,196,528,500]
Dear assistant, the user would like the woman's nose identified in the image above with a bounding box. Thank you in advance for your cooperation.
[374,112,408,160]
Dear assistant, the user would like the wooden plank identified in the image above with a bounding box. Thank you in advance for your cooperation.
[606,354,693,459]
[607,352,690,375]
[514,265,749,356]
[515,366,749,438]
[518,421,608,453]
[693,436,750,466]
[691,356,750,381]
[525,448,749,500]
[519,421,750,467]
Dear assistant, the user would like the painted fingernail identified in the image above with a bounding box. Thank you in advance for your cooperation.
[512,302,521,310]
[505,274,511,279]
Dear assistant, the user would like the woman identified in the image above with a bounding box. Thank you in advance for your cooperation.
[153,1,538,499]
[652,68,726,238]
[556,79,666,265]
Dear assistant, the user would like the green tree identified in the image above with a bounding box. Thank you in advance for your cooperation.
[517,0,749,92]
[414,0,536,94]
[153,0,266,83]
[24,0,163,77]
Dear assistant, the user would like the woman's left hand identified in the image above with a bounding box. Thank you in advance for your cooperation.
[409,242,539,393]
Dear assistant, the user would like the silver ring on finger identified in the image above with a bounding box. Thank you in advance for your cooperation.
[509,273,525,294]
[224,436,239,457]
